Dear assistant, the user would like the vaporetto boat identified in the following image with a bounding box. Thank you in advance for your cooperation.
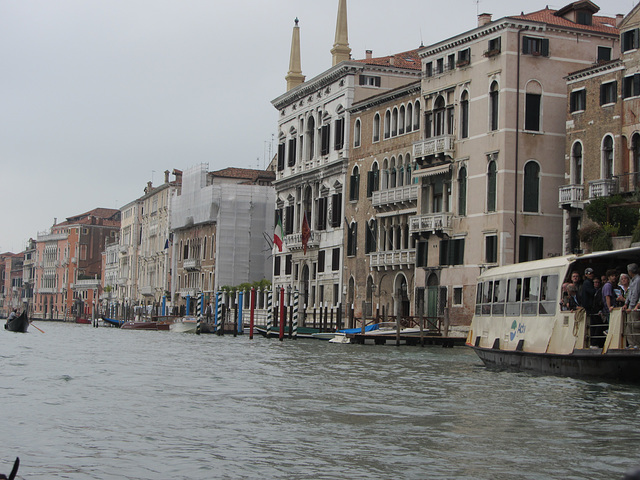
[467,247,640,382]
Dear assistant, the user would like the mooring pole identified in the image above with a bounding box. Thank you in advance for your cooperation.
[279,287,285,341]
[250,287,255,340]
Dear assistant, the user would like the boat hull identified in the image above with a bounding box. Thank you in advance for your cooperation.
[4,312,29,333]
[470,345,640,382]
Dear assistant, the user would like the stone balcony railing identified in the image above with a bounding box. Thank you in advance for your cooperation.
[413,134,455,159]
[285,231,320,251]
[38,287,58,294]
[409,212,453,236]
[183,258,201,271]
[558,184,584,209]
[74,278,100,289]
[372,185,418,208]
[369,249,416,269]
[588,178,616,199]
[37,231,68,242]
[139,285,155,296]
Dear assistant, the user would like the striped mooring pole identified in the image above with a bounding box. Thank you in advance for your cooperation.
[292,289,299,339]
[196,292,202,317]
[266,290,273,337]
[214,291,222,333]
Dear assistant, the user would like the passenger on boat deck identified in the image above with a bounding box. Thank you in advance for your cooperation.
[592,276,603,314]
[623,263,640,311]
[7,308,17,321]
[581,267,596,314]
[562,284,581,311]
[617,273,630,306]
[570,270,582,291]
[602,269,618,316]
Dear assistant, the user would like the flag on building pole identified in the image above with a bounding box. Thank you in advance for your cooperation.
[274,214,284,252]
[301,211,311,255]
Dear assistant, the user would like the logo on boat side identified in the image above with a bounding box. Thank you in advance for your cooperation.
[510,321,526,341]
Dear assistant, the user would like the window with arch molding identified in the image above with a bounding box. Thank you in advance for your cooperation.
[523,161,540,213]
[458,166,467,216]
[373,113,380,142]
[602,135,614,179]
[460,91,469,139]
[384,111,391,139]
[350,166,360,201]
[489,82,499,131]
[487,160,497,212]
[571,142,583,185]
[354,119,361,148]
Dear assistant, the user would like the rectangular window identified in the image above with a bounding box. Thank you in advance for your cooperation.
[287,138,296,167]
[332,248,340,271]
[285,205,294,235]
[425,62,433,78]
[597,46,612,63]
[439,238,465,266]
[453,287,463,306]
[285,255,292,275]
[539,274,558,315]
[570,89,586,113]
[277,143,285,171]
[359,75,381,87]
[447,54,456,71]
[330,193,342,228]
[623,74,640,99]
[334,118,345,150]
[519,235,543,263]
[457,48,470,67]
[487,37,501,55]
[436,58,444,74]
[623,28,640,53]
[485,235,497,264]
[522,36,549,57]
[318,250,325,273]
[525,93,541,131]
[320,124,331,156]
[416,241,428,267]
[316,197,327,230]
[600,81,617,105]
[274,256,281,276]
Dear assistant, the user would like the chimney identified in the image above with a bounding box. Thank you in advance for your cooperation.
[478,13,492,27]
[164,170,170,183]
[366,49,373,59]
[389,56,395,66]
[617,14,624,27]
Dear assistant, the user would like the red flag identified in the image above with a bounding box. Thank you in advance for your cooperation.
[301,212,311,255]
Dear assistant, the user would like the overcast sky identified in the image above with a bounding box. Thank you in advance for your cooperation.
[0,0,635,253]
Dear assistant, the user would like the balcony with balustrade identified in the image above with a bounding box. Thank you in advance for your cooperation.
[588,178,617,199]
[558,184,584,209]
[139,285,155,296]
[372,185,418,210]
[183,258,201,271]
[285,231,320,251]
[409,212,453,236]
[368,249,416,270]
[413,135,455,160]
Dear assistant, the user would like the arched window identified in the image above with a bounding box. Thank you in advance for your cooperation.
[354,119,361,147]
[367,162,379,197]
[489,81,499,131]
[602,135,614,179]
[307,116,315,161]
[414,100,421,131]
[571,142,583,185]
[392,108,398,136]
[373,113,380,142]
[365,219,377,254]
[525,80,542,132]
[347,222,357,257]
[458,166,467,216]
[405,154,412,185]
[390,157,397,188]
[384,111,391,139]
[487,160,497,212]
[460,91,469,139]
[350,166,360,201]
[523,161,540,213]
[406,103,413,133]
[434,96,446,136]
[399,105,406,135]
[397,155,404,187]
[382,158,389,190]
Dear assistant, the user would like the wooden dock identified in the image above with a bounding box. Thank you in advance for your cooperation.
[347,333,466,347]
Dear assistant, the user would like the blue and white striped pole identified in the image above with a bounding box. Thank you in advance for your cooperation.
[293,289,299,339]
[238,290,244,334]
[214,291,221,333]
[266,290,273,337]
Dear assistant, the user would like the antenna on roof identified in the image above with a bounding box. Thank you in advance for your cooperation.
[476,0,480,17]
[420,28,424,47]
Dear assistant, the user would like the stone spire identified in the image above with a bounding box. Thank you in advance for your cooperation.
[331,0,351,66]
[285,18,305,91]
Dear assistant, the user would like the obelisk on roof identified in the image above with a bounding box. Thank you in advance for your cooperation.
[286,18,305,91]
[331,0,351,66]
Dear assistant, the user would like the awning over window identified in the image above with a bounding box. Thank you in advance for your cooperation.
[414,164,451,178]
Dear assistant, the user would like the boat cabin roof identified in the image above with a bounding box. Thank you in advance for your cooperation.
[478,247,640,281]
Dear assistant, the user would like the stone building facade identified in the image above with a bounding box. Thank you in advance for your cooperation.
[344,81,422,320]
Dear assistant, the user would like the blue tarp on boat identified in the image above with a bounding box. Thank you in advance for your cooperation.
[338,324,380,334]
[102,317,125,327]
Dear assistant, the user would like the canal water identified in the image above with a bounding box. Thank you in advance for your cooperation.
[1,322,639,480]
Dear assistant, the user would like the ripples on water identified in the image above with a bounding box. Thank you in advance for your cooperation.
[1,322,640,479]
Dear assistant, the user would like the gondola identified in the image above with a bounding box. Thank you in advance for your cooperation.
[4,311,29,333]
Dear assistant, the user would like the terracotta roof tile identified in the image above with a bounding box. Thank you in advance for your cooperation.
[210,167,275,182]
[353,48,422,71]
[508,7,619,35]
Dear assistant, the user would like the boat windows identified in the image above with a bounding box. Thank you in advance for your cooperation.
[475,282,483,315]
[522,276,540,315]
[492,279,506,316]
[481,280,493,315]
[506,278,522,316]
[539,275,558,315]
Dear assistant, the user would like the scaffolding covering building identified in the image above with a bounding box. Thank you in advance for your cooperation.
[170,164,275,310]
